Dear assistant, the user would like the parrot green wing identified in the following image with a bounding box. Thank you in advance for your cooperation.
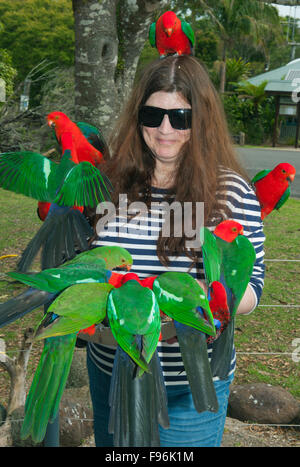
[200,227,222,285]
[8,264,110,294]
[274,185,290,211]
[217,235,256,318]
[54,160,111,207]
[149,22,157,47]
[21,334,77,443]
[153,271,215,336]
[35,282,113,339]
[181,21,195,46]
[0,151,58,202]
[76,121,108,155]
[251,168,270,184]
[107,280,160,372]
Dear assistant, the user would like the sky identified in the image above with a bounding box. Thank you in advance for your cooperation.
[273,3,300,19]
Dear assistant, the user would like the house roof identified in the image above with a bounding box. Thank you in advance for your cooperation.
[247,58,300,94]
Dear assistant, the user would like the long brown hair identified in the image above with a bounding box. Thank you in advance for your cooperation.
[95,55,248,265]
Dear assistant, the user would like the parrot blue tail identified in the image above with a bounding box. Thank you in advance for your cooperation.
[108,344,169,447]
[209,318,235,380]
[174,321,219,413]
[17,208,93,272]
[0,288,55,328]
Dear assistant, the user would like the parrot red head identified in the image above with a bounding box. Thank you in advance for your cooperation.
[161,11,180,37]
[46,111,73,141]
[209,281,229,312]
[213,220,243,243]
[47,111,70,129]
[272,162,296,184]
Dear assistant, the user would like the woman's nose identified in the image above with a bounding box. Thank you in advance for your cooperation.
[158,114,173,133]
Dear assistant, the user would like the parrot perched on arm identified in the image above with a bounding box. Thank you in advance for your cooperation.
[0,114,112,271]
[152,271,219,414]
[107,273,168,447]
[149,11,195,57]
[251,162,296,220]
[201,220,256,379]
[0,246,132,328]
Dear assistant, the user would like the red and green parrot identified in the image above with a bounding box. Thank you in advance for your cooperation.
[0,114,112,271]
[36,113,108,222]
[47,111,106,166]
[149,11,195,57]
[152,271,218,414]
[201,220,256,379]
[107,273,168,447]
[251,162,296,220]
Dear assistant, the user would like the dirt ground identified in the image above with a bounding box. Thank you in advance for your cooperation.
[80,417,300,447]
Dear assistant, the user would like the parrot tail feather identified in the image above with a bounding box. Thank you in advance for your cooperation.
[174,321,219,413]
[0,288,55,329]
[108,346,168,447]
[21,334,76,443]
[17,208,93,272]
[210,318,235,380]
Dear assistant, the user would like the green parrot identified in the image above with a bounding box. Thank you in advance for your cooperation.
[200,220,256,379]
[107,275,168,447]
[152,271,218,414]
[20,282,114,443]
[0,246,132,328]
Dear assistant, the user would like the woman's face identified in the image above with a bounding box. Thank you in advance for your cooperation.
[141,91,191,166]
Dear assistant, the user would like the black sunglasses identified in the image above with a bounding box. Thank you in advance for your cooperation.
[138,105,192,130]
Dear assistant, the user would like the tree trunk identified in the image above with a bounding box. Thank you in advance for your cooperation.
[72,0,168,138]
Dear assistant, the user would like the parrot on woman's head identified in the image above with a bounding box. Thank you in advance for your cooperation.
[251,162,296,220]
[149,11,195,57]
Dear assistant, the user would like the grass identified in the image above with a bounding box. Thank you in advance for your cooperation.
[234,198,300,399]
[0,189,299,409]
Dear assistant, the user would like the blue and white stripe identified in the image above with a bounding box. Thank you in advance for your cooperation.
[88,169,265,385]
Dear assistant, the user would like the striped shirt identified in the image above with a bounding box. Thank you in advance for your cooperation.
[88,169,265,385]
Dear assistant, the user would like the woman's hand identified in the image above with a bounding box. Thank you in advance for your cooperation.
[196,279,208,297]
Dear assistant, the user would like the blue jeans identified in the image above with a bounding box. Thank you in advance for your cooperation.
[86,348,233,447]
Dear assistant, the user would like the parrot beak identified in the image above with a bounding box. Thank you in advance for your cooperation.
[47,118,55,129]
[288,173,295,183]
[165,28,173,37]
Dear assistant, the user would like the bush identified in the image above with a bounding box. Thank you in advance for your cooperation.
[222,94,275,145]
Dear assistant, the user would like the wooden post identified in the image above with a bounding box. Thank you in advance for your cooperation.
[273,95,280,148]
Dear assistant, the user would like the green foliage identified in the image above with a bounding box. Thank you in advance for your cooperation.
[0,0,74,82]
[225,58,252,91]
[0,49,17,97]
[222,93,274,144]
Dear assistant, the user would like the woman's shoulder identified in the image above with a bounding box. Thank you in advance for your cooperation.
[218,166,253,194]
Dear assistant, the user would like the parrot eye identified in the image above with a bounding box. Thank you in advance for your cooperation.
[232,227,237,232]
[282,169,286,174]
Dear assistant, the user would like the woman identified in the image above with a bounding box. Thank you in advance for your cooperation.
[87,55,265,447]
